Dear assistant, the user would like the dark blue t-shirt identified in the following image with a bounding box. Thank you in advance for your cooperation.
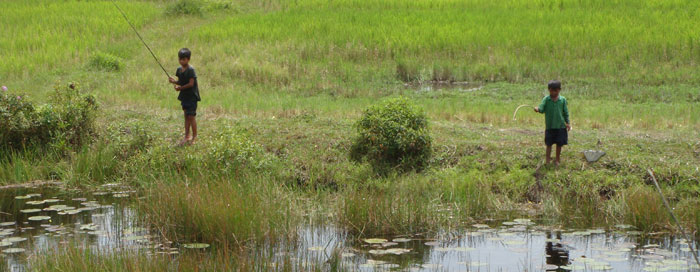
[176,66,200,102]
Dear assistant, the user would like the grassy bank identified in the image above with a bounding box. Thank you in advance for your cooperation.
[2,0,700,269]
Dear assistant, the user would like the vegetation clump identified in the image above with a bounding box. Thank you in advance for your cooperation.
[166,0,203,15]
[89,52,124,71]
[350,97,432,173]
[0,83,97,151]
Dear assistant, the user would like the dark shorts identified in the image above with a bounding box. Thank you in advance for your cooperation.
[545,128,568,146]
[181,101,197,116]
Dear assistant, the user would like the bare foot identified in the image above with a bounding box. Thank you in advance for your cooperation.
[177,138,189,147]
[187,137,197,145]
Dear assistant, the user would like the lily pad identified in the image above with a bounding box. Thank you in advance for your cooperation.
[43,199,60,203]
[3,248,25,254]
[393,238,411,243]
[14,195,31,200]
[0,222,15,227]
[20,209,41,214]
[0,241,11,247]
[28,216,51,221]
[2,237,27,243]
[183,243,210,249]
[26,200,45,205]
[363,238,387,244]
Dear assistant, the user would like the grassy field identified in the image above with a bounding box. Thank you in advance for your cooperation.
[2,0,700,270]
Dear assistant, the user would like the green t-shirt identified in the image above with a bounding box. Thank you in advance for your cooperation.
[538,95,570,130]
[176,66,200,102]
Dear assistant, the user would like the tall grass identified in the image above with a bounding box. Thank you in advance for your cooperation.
[197,0,700,84]
[140,177,301,248]
[0,0,157,78]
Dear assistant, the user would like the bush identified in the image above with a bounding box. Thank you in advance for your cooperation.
[350,97,432,173]
[89,52,123,71]
[205,127,270,173]
[166,0,203,15]
[0,83,98,151]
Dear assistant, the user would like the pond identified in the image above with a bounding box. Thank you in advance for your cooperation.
[1,185,698,271]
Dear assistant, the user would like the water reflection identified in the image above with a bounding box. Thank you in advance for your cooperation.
[546,231,570,270]
[1,185,699,271]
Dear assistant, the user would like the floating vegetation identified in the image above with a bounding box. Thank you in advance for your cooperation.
[369,248,411,255]
[20,209,42,214]
[472,224,490,229]
[2,237,27,244]
[27,216,51,221]
[362,238,387,244]
[3,248,25,254]
[183,243,210,249]
[0,241,11,247]
[0,222,15,227]
[392,238,411,243]
[26,200,45,205]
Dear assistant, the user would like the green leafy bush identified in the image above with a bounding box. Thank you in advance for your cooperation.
[166,0,203,15]
[350,97,432,173]
[206,127,270,172]
[89,52,123,71]
[0,83,98,151]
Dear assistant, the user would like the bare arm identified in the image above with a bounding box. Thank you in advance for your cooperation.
[175,78,195,91]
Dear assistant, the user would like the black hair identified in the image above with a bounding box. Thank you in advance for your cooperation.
[178,48,191,59]
[548,80,561,90]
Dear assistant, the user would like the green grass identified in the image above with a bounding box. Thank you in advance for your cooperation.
[2,0,700,269]
[1,0,156,80]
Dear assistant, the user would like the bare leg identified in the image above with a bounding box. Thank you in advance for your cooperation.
[184,112,191,141]
[190,116,197,143]
[555,145,562,165]
[546,145,552,164]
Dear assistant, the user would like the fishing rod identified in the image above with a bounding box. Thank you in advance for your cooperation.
[647,169,700,268]
[110,0,170,78]
[512,104,534,121]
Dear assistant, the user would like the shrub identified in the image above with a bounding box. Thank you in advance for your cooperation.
[350,97,432,173]
[205,127,270,173]
[0,83,98,152]
[89,52,123,71]
[166,0,203,15]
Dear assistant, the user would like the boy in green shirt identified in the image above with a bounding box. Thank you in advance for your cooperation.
[534,80,570,165]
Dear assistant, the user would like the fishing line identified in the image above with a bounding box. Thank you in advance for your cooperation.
[648,169,700,268]
[110,0,170,78]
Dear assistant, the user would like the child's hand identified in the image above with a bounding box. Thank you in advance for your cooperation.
[566,123,571,131]
[174,85,181,91]
[168,77,177,84]
[534,107,539,113]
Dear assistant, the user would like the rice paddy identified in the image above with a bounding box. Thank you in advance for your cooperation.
[2,0,700,271]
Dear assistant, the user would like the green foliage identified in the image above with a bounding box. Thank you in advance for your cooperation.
[166,0,203,15]
[205,127,271,172]
[0,83,97,152]
[89,52,123,71]
[350,97,432,173]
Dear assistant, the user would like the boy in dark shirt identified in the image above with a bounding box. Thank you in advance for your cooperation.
[168,48,201,145]
[534,80,570,165]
